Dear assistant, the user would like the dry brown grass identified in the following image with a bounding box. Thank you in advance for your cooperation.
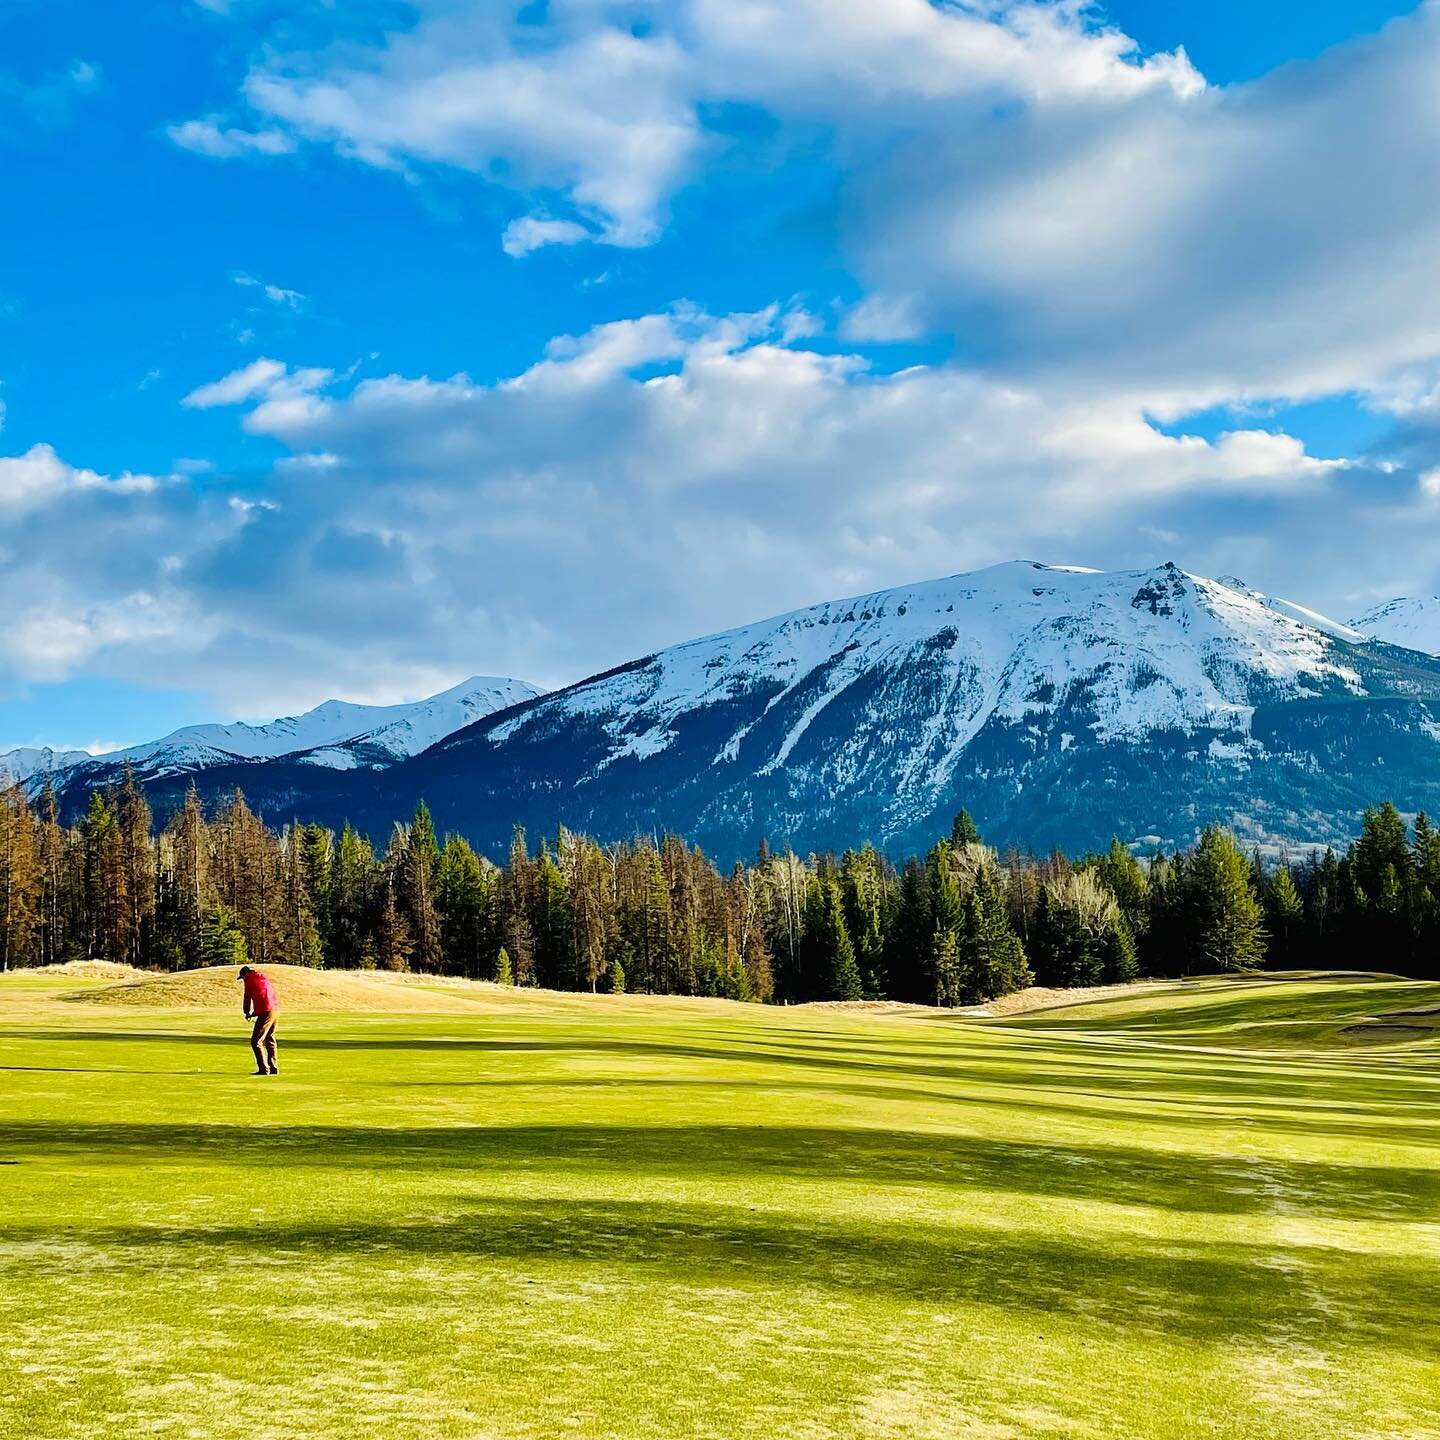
[33,959,151,980]
[959,979,1178,1017]
[68,964,521,1014]
[36,963,1177,1021]
[62,964,779,1018]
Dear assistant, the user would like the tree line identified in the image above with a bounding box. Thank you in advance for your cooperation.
[0,770,1435,997]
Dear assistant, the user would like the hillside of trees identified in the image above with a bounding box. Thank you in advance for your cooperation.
[1,769,1436,999]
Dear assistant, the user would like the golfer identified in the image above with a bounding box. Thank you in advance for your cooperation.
[238,965,279,1076]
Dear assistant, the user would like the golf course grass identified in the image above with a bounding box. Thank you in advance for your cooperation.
[2,968,1438,1439]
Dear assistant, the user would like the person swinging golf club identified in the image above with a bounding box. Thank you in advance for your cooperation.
[238,965,279,1076]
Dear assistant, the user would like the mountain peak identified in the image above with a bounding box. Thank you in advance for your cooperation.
[1352,594,1440,657]
[4,674,546,789]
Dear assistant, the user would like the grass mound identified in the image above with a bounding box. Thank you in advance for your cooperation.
[996,970,1440,1048]
[70,963,512,1014]
[36,959,150,980]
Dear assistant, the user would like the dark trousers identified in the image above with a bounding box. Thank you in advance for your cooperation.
[250,1011,278,1073]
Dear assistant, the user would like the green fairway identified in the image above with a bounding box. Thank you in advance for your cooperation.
[2,971,1439,1440]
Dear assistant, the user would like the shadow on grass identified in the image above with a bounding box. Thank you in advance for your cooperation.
[2,1119,1435,1220]
[8,1026,1438,1122]
[362,1074,1440,1150]
[8,1196,1438,1357]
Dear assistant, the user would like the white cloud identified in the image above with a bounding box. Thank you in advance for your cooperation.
[501,215,593,258]
[162,0,1439,419]
[0,306,1418,715]
[180,357,334,419]
[840,294,923,343]
[175,0,1197,251]
[0,444,160,516]
[243,21,697,246]
[846,3,1440,410]
[234,272,306,308]
[182,357,288,408]
[0,593,199,680]
[167,117,296,159]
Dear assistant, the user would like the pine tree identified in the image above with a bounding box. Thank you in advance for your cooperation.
[81,792,124,963]
[1263,865,1304,969]
[397,803,443,972]
[0,784,40,970]
[494,945,514,986]
[1185,826,1266,972]
[436,834,490,977]
[200,904,247,967]
[115,765,155,967]
[374,877,413,972]
[502,828,537,985]
[926,842,967,1005]
[530,843,571,988]
[1352,802,1413,900]
[1101,917,1138,983]
[165,784,211,967]
[563,833,613,992]
[802,875,861,1001]
[1032,869,1130,988]
[957,866,1030,1002]
[329,823,376,968]
[1413,812,1440,891]
[35,780,71,967]
[279,825,323,967]
[885,859,930,1002]
[298,823,333,960]
[951,810,982,847]
[840,846,889,998]
[1090,838,1149,948]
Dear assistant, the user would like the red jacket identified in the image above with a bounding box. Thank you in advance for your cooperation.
[242,970,277,1015]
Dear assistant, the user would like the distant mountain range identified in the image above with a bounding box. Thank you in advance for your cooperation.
[1,675,542,788]
[14,560,1440,860]
[1351,594,1440,657]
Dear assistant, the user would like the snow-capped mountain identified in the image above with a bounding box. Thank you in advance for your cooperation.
[1217,576,1366,642]
[1351,595,1440,657]
[9,675,542,793]
[0,746,93,785]
[37,561,1440,857]
[373,559,1440,857]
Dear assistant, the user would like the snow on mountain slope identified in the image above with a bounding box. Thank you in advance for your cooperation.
[1216,576,1366,643]
[388,558,1429,856]
[1352,595,1440,657]
[488,559,1360,782]
[19,676,543,789]
[0,745,92,784]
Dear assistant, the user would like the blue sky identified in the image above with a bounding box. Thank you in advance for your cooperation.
[2,0,1439,750]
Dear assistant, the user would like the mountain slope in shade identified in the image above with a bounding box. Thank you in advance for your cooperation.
[14,675,543,792]
[1352,595,1440,657]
